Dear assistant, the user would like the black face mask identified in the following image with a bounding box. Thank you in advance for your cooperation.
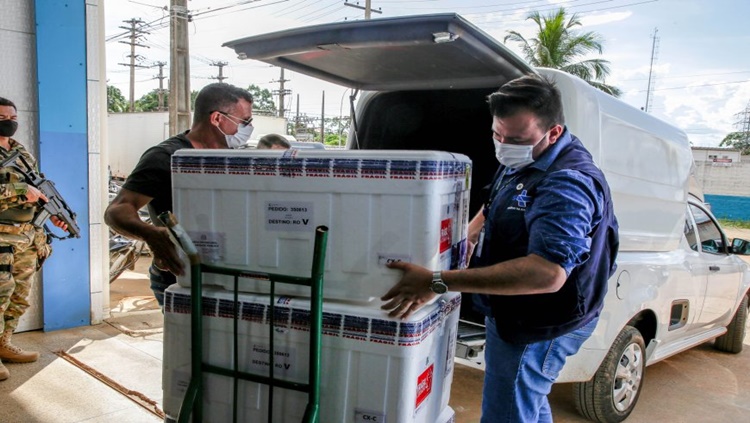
[0,120,18,137]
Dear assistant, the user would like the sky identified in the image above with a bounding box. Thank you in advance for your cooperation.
[104,0,750,147]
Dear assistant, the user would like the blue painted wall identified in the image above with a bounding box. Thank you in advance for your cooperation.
[704,194,750,221]
[35,0,90,330]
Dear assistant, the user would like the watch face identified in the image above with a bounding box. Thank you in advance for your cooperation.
[431,281,448,294]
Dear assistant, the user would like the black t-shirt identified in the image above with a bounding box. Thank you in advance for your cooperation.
[122,132,192,220]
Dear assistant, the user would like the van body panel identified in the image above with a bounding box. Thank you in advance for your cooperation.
[539,69,694,252]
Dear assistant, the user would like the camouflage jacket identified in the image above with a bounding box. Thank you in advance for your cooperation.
[0,138,39,217]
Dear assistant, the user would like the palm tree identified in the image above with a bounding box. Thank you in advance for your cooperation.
[504,8,622,97]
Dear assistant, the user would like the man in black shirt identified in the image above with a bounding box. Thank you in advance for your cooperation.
[105,83,254,305]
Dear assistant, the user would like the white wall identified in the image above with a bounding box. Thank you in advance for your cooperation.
[692,147,741,164]
[108,112,287,178]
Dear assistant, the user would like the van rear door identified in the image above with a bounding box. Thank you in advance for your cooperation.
[223,13,534,91]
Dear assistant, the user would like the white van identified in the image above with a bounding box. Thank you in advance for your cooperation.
[224,14,750,422]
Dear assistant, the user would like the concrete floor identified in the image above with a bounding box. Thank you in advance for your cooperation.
[1,257,749,422]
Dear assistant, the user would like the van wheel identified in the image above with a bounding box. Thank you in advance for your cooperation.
[573,326,645,423]
[714,295,748,354]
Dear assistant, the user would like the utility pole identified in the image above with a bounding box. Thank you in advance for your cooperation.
[117,18,149,112]
[169,0,191,135]
[272,68,291,118]
[734,102,750,144]
[320,91,325,143]
[295,93,300,136]
[644,28,659,113]
[154,61,167,111]
[209,61,228,83]
[344,1,382,19]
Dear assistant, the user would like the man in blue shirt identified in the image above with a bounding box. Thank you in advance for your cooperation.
[382,74,619,422]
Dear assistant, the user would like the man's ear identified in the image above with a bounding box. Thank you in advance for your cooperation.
[548,124,564,144]
[209,111,221,126]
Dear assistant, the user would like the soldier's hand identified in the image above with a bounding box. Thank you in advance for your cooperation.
[146,227,185,276]
[25,186,48,204]
[50,216,68,232]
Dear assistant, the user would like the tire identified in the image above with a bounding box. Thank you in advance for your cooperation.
[714,295,748,354]
[573,325,646,423]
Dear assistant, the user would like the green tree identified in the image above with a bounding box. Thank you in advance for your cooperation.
[324,133,347,146]
[719,131,750,154]
[134,89,168,112]
[246,84,277,115]
[107,85,128,113]
[504,8,621,97]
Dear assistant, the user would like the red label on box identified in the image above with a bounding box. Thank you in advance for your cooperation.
[440,219,452,253]
[415,363,434,408]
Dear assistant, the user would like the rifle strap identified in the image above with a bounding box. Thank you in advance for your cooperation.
[0,245,13,254]
[0,264,11,273]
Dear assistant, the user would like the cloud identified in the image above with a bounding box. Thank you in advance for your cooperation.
[580,11,633,27]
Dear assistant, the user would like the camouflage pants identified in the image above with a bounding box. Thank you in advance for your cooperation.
[0,225,47,334]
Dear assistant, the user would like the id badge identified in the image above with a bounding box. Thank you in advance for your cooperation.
[475,227,485,258]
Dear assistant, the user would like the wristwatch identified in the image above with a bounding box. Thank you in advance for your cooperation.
[430,270,448,294]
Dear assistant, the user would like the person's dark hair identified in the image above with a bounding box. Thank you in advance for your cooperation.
[488,74,564,130]
[0,97,17,111]
[257,133,291,149]
[193,83,253,124]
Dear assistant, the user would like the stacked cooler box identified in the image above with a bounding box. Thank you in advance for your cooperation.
[164,149,471,421]
[163,286,460,422]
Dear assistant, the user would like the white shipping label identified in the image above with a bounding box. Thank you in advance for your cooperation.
[187,231,225,262]
[378,253,412,267]
[249,344,296,375]
[354,409,387,423]
[265,201,314,232]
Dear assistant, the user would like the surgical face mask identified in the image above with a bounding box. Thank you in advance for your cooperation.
[225,123,254,149]
[493,131,549,169]
[215,120,254,149]
[0,119,18,137]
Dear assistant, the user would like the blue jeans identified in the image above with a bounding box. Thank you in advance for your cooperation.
[149,264,176,307]
[481,316,598,423]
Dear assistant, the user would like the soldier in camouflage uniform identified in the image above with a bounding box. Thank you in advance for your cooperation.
[0,97,66,381]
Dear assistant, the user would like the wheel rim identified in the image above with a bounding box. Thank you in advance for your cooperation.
[612,341,644,412]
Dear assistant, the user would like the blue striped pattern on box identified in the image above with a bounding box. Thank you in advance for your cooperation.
[165,291,461,347]
[172,156,469,181]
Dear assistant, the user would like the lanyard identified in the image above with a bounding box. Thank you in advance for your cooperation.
[486,166,512,208]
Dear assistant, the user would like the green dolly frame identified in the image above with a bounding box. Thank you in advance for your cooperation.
[176,225,329,423]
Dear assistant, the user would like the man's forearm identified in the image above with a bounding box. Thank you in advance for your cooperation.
[104,203,157,243]
[443,254,567,296]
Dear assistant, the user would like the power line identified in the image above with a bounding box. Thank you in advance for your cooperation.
[295,0,340,21]
[629,79,750,93]
[301,4,348,23]
[621,70,750,82]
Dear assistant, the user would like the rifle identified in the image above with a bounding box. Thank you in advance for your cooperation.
[0,150,81,240]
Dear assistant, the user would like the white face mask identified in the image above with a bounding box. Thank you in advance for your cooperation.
[493,131,549,169]
[216,121,254,149]
[226,123,254,149]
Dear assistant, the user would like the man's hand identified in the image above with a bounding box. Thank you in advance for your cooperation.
[381,261,437,320]
[49,215,68,232]
[146,226,186,276]
[24,186,48,203]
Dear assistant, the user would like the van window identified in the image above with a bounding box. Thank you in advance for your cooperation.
[688,204,726,255]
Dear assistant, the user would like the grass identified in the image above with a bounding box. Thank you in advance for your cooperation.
[719,219,750,230]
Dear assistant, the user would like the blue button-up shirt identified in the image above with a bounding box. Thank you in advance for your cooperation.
[489,128,604,275]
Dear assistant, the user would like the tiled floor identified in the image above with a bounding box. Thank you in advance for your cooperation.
[2,256,750,422]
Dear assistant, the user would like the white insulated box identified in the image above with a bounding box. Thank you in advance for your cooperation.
[162,285,461,423]
[171,149,472,303]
